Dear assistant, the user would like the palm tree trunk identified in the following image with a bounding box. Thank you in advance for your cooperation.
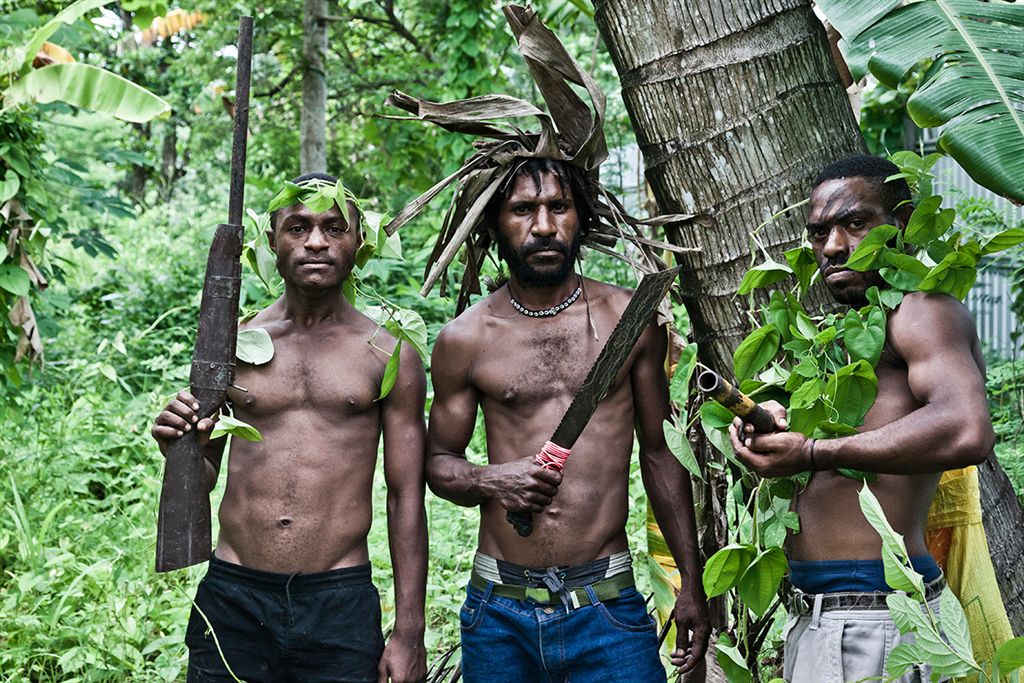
[594,0,864,373]
[594,5,1023,680]
[595,2,862,680]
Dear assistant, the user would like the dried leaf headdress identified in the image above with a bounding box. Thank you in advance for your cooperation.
[383,4,694,312]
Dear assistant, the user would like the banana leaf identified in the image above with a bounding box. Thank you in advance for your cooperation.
[817,0,1024,203]
[18,0,110,74]
[3,62,171,123]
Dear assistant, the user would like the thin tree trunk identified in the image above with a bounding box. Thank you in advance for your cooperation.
[978,456,1024,635]
[160,120,178,200]
[127,122,151,202]
[301,0,328,174]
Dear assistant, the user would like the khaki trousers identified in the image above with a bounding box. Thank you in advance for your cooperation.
[782,594,945,683]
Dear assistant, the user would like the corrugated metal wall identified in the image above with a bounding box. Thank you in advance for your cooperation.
[925,138,1023,359]
[967,259,1021,358]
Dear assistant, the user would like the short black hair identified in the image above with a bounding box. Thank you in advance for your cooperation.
[482,157,598,236]
[813,155,912,214]
[270,172,357,231]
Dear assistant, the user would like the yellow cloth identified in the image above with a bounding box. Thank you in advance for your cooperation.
[926,466,1015,677]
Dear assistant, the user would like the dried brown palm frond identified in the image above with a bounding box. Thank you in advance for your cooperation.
[382,4,699,312]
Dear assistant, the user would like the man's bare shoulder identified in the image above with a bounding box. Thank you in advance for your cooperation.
[888,291,978,356]
[582,277,633,314]
[239,298,285,331]
[890,291,974,330]
[436,289,505,346]
[238,298,399,357]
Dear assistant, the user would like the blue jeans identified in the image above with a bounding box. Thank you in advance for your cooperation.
[459,582,666,683]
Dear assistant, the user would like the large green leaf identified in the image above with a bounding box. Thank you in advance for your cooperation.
[845,225,899,271]
[4,63,170,123]
[702,543,756,598]
[0,264,31,296]
[859,483,926,597]
[0,169,20,204]
[995,637,1024,676]
[736,260,791,295]
[736,548,787,616]
[918,250,977,300]
[715,633,753,683]
[378,340,402,400]
[663,420,703,481]
[668,344,698,406]
[826,360,878,427]
[818,0,1024,202]
[904,195,955,246]
[209,414,263,442]
[783,246,817,298]
[236,328,274,366]
[384,308,428,359]
[18,0,110,74]
[843,306,886,366]
[981,227,1024,255]
[733,324,780,383]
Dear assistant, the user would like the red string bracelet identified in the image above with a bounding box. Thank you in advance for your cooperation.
[534,441,571,471]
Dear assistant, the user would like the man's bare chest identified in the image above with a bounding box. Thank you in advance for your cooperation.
[471,321,617,405]
[229,334,383,418]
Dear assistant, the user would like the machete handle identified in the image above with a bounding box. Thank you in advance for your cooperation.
[156,429,213,571]
[505,442,572,537]
[697,370,777,434]
[506,510,534,537]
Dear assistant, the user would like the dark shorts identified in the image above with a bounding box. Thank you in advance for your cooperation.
[186,556,384,683]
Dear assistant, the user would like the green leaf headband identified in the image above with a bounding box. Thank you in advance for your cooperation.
[266,178,363,217]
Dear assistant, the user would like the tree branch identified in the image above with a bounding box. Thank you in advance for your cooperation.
[337,1,434,62]
[254,64,301,98]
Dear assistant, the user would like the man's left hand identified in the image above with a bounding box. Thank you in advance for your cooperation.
[377,630,425,683]
[729,414,815,478]
[669,585,710,673]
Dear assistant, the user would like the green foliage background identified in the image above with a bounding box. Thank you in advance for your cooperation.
[0,1,1022,681]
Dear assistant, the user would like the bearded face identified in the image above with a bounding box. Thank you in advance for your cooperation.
[495,171,582,288]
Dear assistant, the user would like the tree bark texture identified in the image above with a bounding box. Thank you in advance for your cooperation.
[594,0,865,375]
[978,456,1024,635]
[301,0,328,174]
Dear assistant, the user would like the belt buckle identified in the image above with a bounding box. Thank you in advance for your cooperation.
[789,592,810,616]
[524,587,552,604]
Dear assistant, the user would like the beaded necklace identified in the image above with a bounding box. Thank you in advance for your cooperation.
[509,278,583,317]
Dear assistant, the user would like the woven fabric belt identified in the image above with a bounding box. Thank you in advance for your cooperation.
[470,569,635,609]
[789,576,946,615]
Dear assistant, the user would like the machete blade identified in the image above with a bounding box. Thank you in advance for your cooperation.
[505,266,681,537]
[551,266,681,447]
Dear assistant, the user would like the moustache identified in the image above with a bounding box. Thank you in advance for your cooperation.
[520,238,569,257]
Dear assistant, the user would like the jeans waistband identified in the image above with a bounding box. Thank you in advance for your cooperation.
[789,554,942,593]
[207,555,372,593]
[471,551,633,612]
